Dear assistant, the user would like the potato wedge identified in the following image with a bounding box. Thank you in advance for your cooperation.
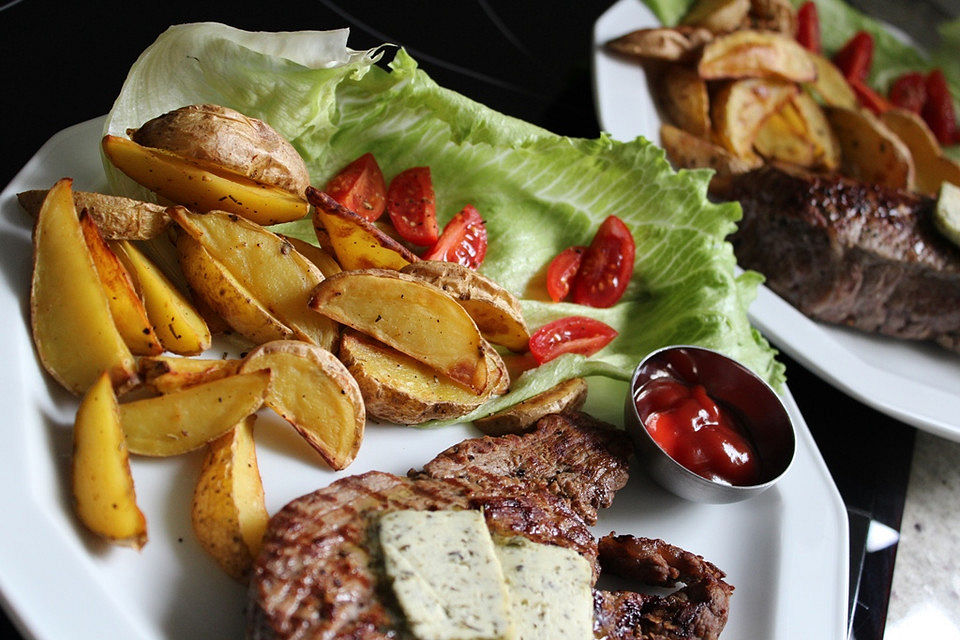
[712,78,798,159]
[17,189,170,240]
[30,179,138,395]
[659,65,711,138]
[79,211,161,356]
[310,269,488,393]
[282,235,342,278]
[72,371,147,548]
[306,187,419,271]
[112,239,212,355]
[131,104,309,196]
[660,124,762,194]
[176,232,295,346]
[681,0,750,33]
[400,261,530,352]
[747,0,796,34]
[170,207,339,352]
[804,53,857,109]
[881,108,960,196]
[827,106,915,191]
[604,26,713,63]
[698,30,816,82]
[239,341,364,469]
[192,414,268,579]
[119,370,269,456]
[339,330,508,425]
[754,93,840,170]
[474,377,589,436]
[102,135,308,226]
[139,356,242,394]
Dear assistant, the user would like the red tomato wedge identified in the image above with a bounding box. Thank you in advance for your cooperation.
[546,246,585,302]
[422,204,488,269]
[922,69,958,146]
[833,31,873,82]
[889,72,927,114]
[849,79,892,115]
[528,316,618,365]
[569,215,635,308]
[796,2,820,54]
[325,153,387,221]
[385,167,439,246]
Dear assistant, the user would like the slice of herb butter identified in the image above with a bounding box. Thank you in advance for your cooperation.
[380,510,516,640]
[935,182,960,249]
[495,537,594,640]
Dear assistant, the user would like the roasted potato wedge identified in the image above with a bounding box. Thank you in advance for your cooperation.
[827,106,915,191]
[30,179,137,395]
[605,26,713,63]
[131,104,309,196]
[192,414,268,579]
[698,30,816,83]
[17,189,170,240]
[307,187,419,271]
[79,212,161,356]
[310,269,489,393]
[400,261,530,352]
[474,377,589,436]
[712,78,798,159]
[72,371,147,548]
[170,207,339,352]
[102,135,308,226]
[176,232,295,346]
[881,108,960,196]
[747,0,796,34]
[339,329,509,425]
[754,93,840,170]
[681,0,750,33]
[139,356,242,394]
[659,65,711,138]
[804,53,858,109]
[112,239,212,355]
[119,370,270,456]
[282,235,342,278]
[239,341,364,469]
[660,124,762,194]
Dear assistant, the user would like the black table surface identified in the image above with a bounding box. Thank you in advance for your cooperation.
[0,1,920,638]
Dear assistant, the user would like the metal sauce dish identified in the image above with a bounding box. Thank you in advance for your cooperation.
[624,345,796,503]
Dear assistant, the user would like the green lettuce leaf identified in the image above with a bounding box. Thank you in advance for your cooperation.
[104,23,784,425]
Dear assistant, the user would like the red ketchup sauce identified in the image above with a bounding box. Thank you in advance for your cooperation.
[636,378,761,486]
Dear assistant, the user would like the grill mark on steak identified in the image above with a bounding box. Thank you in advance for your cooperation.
[248,413,732,640]
[728,166,960,351]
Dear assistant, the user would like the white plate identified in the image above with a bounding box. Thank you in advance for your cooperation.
[594,0,960,442]
[0,117,847,640]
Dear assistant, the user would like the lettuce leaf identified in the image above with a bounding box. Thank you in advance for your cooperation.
[104,23,784,425]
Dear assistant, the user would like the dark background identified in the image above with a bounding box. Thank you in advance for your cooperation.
[0,0,944,638]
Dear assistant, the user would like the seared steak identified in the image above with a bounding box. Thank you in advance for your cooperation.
[728,166,960,351]
[247,413,732,640]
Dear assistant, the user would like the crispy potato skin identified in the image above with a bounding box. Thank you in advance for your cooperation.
[712,78,798,160]
[827,106,915,191]
[18,189,170,240]
[660,124,761,195]
[339,329,508,425]
[658,65,711,138]
[698,31,816,83]
[474,378,589,436]
[131,104,309,196]
[881,109,960,197]
[605,26,713,63]
[681,0,750,33]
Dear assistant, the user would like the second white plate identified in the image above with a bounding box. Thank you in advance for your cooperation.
[593,0,960,441]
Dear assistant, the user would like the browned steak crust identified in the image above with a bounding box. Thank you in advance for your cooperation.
[729,166,960,351]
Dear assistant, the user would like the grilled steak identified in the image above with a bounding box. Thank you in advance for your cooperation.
[728,166,960,351]
[247,413,732,640]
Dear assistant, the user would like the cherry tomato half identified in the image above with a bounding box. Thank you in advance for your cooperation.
[422,204,488,269]
[546,246,585,302]
[922,69,958,146]
[889,72,927,114]
[386,167,439,246]
[569,215,635,309]
[796,2,820,54]
[528,316,618,365]
[325,153,387,221]
[833,31,874,83]
[849,79,891,115]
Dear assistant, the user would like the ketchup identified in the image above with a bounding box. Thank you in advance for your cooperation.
[637,378,761,486]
